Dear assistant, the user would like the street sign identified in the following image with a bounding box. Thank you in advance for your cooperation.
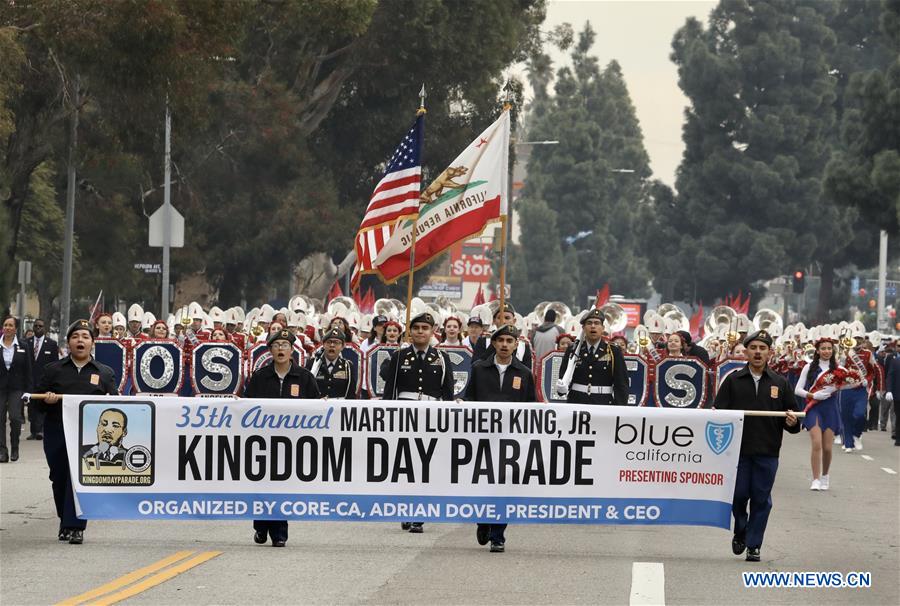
[148,204,184,247]
[17,260,31,284]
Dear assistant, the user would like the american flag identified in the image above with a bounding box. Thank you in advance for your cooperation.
[350,114,423,291]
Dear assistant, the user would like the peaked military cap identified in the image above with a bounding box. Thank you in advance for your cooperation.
[580,308,606,325]
[743,330,772,348]
[410,311,436,327]
[490,324,520,342]
[492,302,516,317]
[67,319,95,340]
[266,328,296,348]
[322,328,346,343]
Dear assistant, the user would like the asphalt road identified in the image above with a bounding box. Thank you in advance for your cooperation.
[1,427,897,605]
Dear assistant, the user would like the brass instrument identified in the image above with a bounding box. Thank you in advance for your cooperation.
[251,323,265,337]
[634,325,651,348]
[705,305,736,338]
[752,308,783,335]
[802,343,816,363]
[599,302,627,333]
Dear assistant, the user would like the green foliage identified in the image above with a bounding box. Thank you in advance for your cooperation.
[511,24,653,309]
[1,0,545,314]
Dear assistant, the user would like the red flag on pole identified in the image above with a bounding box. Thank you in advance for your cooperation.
[740,293,751,315]
[595,283,610,308]
[88,290,103,325]
[488,288,498,302]
[472,284,485,307]
[327,281,343,304]
[689,302,704,340]
[361,287,376,313]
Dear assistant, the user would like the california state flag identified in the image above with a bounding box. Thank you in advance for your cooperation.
[373,110,510,283]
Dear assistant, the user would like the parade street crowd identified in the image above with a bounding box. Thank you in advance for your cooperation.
[2,295,899,562]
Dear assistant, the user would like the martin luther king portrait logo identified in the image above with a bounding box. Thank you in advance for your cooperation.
[79,401,155,486]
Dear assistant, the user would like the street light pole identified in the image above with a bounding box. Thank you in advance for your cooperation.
[60,75,80,335]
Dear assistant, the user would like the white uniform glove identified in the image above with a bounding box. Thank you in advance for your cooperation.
[887,392,894,402]
[555,379,569,397]
[21,393,31,403]
[812,390,831,401]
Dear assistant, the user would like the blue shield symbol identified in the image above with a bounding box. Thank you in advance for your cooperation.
[705,422,734,455]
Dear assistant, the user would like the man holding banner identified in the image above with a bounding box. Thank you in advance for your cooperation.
[243,328,320,547]
[33,320,119,545]
[713,330,800,562]
[465,324,536,553]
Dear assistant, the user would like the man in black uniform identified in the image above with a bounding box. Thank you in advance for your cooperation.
[557,309,628,405]
[382,311,454,533]
[27,317,58,440]
[714,330,800,562]
[306,328,356,399]
[465,325,536,553]
[33,319,118,544]
[474,303,532,369]
[244,328,320,547]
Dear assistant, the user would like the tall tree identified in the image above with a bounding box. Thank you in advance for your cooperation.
[653,0,839,314]
[512,24,653,310]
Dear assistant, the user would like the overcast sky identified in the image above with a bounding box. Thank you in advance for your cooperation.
[531,0,717,187]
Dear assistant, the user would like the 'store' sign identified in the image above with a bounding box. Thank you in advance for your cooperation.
[65,396,743,529]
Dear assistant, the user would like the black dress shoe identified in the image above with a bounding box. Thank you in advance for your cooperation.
[490,541,505,553]
[10,448,18,462]
[400,522,411,531]
[272,539,286,547]
[69,529,84,545]
[0,452,8,463]
[58,529,71,542]
[746,547,760,562]
[732,535,746,555]
[26,434,37,441]
[408,524,424,534]
[476,525,490,546]
[254,530,267,544]
[35,434,42,441]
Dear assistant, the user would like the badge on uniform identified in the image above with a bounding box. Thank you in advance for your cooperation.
[334,371,347,379]
[770,386,779,398]
[290,384,300,397]
[512,376,522,390]
[90,374,100,385]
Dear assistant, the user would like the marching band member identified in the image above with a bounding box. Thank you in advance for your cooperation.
[465,324,536,553]
[31,320,118,544]
[140,311,156,338]
[557,309,628,406]
[381,311,454,534]
[95,313,114,339]
[360,315,387,355]
[306,328,356,399]
[440,316,463,346]
[794,336,840,490]
[381,321,403,345]
[149,320,170,340]
[665,332,688,358]
[556,333,575,352]
[111,312,127,339]
[125,304,143,339]
[462,316,484,351]
[210,327,229,341]
[243,328,320,547]
[714,330,799,562]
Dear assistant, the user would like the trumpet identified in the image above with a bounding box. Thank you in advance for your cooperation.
[251,323,265,337]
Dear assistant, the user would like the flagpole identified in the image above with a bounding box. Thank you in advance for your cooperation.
[498,97,513,316]
[404,86,427,338]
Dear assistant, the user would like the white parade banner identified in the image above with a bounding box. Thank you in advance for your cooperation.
[64,396,743,528]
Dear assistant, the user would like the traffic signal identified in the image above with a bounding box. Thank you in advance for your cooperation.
[792,270,806,294]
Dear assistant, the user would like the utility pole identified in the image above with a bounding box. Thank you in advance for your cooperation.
[162,99,172,318]
[877,230,888,331]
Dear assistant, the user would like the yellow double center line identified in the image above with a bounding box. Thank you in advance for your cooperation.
[56,550,221,606]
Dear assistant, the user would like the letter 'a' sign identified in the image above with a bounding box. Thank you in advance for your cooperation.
[191,342,243,396]
[653,357,708,408]
[131,340,183,395]
[94,338,128,394]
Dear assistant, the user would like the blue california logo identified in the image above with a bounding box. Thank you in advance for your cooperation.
[705,422,734,455]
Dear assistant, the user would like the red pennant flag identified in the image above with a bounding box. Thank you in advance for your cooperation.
[689,302,704,340]
[488,288,498,302]
[362,287,376,314]
[595,283,610,308]
[327,281,343,303]
[735,290,744,313]
[472,284,485,306]
[740,293,751,315]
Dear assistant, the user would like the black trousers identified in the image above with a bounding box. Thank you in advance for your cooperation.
[253,520,288,542]
[43,419,86,530]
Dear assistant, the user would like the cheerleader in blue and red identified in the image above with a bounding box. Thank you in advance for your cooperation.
[794,337,841,491]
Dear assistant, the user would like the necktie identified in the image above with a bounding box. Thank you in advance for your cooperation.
[418,351,426,363]
[34,340,40,360]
